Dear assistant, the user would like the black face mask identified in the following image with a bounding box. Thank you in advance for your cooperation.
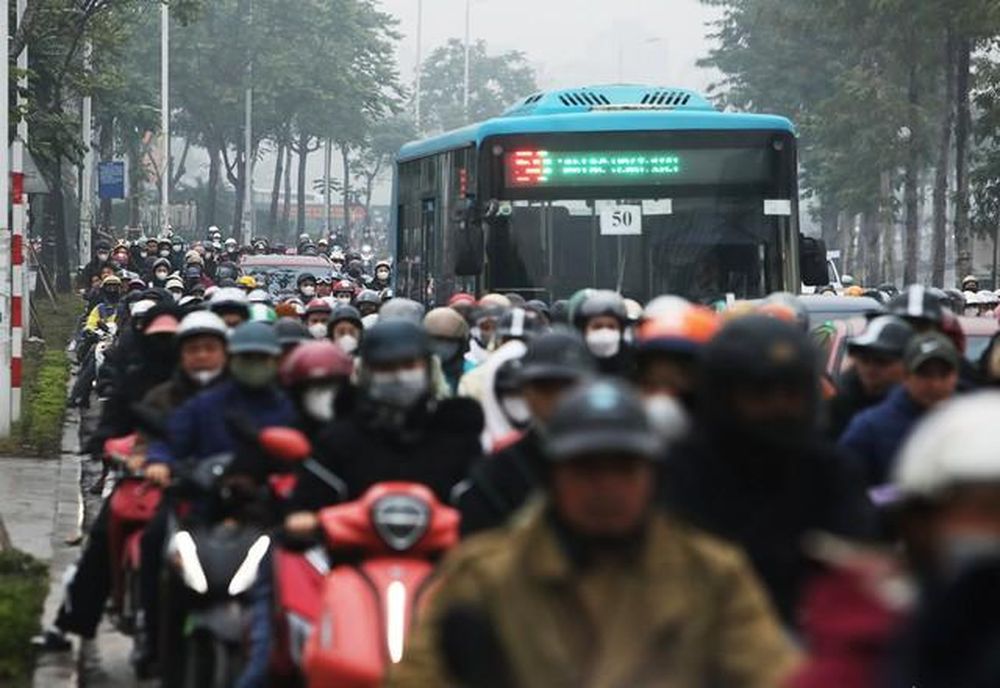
[103,289,121,303]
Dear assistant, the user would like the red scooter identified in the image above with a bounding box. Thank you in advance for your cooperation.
[277,482,459,687]
[103,433,162,634]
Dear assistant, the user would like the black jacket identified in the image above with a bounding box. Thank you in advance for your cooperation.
[826,368,887,440]
[454,429,547,537]
[288,396,484,512]
[659,429,877,627]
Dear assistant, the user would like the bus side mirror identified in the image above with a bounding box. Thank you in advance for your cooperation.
[799,235,830,287]
[454,200,484,277]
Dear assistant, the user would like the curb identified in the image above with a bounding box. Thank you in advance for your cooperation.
[31,402,83,687]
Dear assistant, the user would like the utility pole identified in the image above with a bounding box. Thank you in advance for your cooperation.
[160,2,170,235]
[463,0,471,120]
[323,139,332,238]
[0,0,12,436]
[242,0,254,244]
[415,0,422,130]
[80,41,93,268]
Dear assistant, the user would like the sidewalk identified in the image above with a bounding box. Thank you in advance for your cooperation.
[0,407,84,688]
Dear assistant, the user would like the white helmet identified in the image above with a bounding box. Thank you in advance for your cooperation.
[248,288,272,305]
[129,299,157,317]
[978,289,998,306]
[176,310,228,342]
[643,295,691,321]
[894,392,1000,501]
[210,286,249,307]
[361,313,379,330]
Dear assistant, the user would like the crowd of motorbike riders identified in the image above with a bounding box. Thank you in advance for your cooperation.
[28,224,1000,687]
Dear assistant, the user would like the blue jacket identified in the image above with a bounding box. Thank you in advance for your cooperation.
[147,379,297,465]
[838,385,925,487]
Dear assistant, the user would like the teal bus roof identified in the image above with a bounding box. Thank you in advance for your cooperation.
[397,110,795,162]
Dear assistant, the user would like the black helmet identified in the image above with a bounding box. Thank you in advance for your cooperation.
[355,289,381,308]
[888,285,945,326]
[550,300,570,325]
[228,321,281,356]
[360,319,429,365]
[702,316,818,391]
[296,272,317,287]
[847,315,914,358]
[329,303,363,330]
[519,329,596,383]
[274,317,311,347]
[525,299,551,322]
[545,379,663,462]
[497,307,546,343]
[572,290,627,331]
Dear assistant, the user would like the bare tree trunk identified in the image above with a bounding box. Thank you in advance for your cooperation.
[932,29,955,288]
[282,146,292,240]
[97,115,113,229]
[862,210,880,285]
[842,212,855,279]
[339,142,352,242]
[954,36,972,281]
[268,141,284,234]
[881,171,896,287]
[820,201,839,253]
[903,61,920,286]
[296,133,309,236]
[205,145,220,229]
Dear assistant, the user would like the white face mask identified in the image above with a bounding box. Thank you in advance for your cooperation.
[336,295,352,304]
[159,249,170,257]
[97,252,110,261]
[500,395,532,429]
[303,385,336,422]
[190,368,224,387]
[376,269,390,280]
[155,270,169,281]
[336,334,359,354]
[308,322,328,340]
[586,329,621,358]
[170,290,183,302]
[301,285,316,297]
[643,394,689,442]
[368,368,427,407]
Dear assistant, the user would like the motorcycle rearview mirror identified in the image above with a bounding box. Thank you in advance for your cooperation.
[258,427,311,463]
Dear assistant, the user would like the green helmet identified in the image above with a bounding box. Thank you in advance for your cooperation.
[249,303,277,323]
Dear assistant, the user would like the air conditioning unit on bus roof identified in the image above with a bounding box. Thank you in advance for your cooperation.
[501,85,715,117]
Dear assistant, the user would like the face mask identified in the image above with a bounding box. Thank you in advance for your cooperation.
[97,252,109,261]
[170,290,182,302]
[336,295,352,304]
[155,270,169,281]
[172,245,182,253]
[430,339,462,363]
[140,250,148,258]
[230,357,277,389]
[190,368,223,387]
[586,329,621,359]
[159,249,170,257]
[303,385,336,422]
[301,285,316,297]
[500,395,532,429]
[336,334,359,354]
[644,394,689,442]
[308,322,328,340]
[368,368,427,408]
[376,269,390,280]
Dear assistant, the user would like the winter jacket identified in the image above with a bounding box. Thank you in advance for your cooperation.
[454,429,547,537]
[388,502,799,688]
[287,396,483,512]
[827,368,888,440]
[660,431,877,628]
[838,385,927,487]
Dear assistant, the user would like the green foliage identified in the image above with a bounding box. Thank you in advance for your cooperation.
[0,549,48,684]
[418,38,538,133]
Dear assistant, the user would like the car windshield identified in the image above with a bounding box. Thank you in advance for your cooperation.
[246,264,330,298]
[488,195,781,304]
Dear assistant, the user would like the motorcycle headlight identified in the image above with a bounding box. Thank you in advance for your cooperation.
[371,495,430,552]
[170,530,208,594]
[227,535,271,596]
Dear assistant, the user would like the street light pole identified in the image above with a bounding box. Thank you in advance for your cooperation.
[242,0,254,244]
[160,1,170,235]
[463,0,471,120]
[414,0,422,130]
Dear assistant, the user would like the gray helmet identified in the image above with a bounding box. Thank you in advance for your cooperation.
[573,290,627,331]
[274,317,311,347]
[848,315,914,358]
[497,307,547,343]
[360,319,429,365]
[519,329,596,383]
[377,297,425,324]
[228,321,281,356]
[329,304,363,330]
[545,379,663,462]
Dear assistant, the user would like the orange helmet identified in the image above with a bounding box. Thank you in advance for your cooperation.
[636,304,721,355]
[845,285,865,297]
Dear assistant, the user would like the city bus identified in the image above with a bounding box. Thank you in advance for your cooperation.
[392,84,829,305]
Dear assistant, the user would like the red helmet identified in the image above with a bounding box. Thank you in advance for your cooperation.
[279,339,353,387]
[448,292,476,307]
[333,279,356,295]
[305,297,332,316]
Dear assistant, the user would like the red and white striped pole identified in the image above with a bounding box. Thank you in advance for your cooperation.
[10,0,27,423]
[0,0,12,437]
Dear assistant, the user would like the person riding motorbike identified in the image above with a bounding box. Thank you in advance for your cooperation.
[573,289,634,377]
[454,329,597,536]
[279,339,354,439]
[355,288,382,318]
[659,315,877,628]
[69,275,126,408]
[208,286,252,329]
[327,303,363,356]
[149,257,172,288]
[370,259,392,291]
[315,275,333,299]
[390,379,798,688]
[295,272,318,302]
[303,298,333,339]
[331,278,356,304]
[424,307,470,394]
[284,318,484,533]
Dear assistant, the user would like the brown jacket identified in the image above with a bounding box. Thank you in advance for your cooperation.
[388,502,799,688]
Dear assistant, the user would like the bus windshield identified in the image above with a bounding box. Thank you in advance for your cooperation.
[485,195,782,304]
